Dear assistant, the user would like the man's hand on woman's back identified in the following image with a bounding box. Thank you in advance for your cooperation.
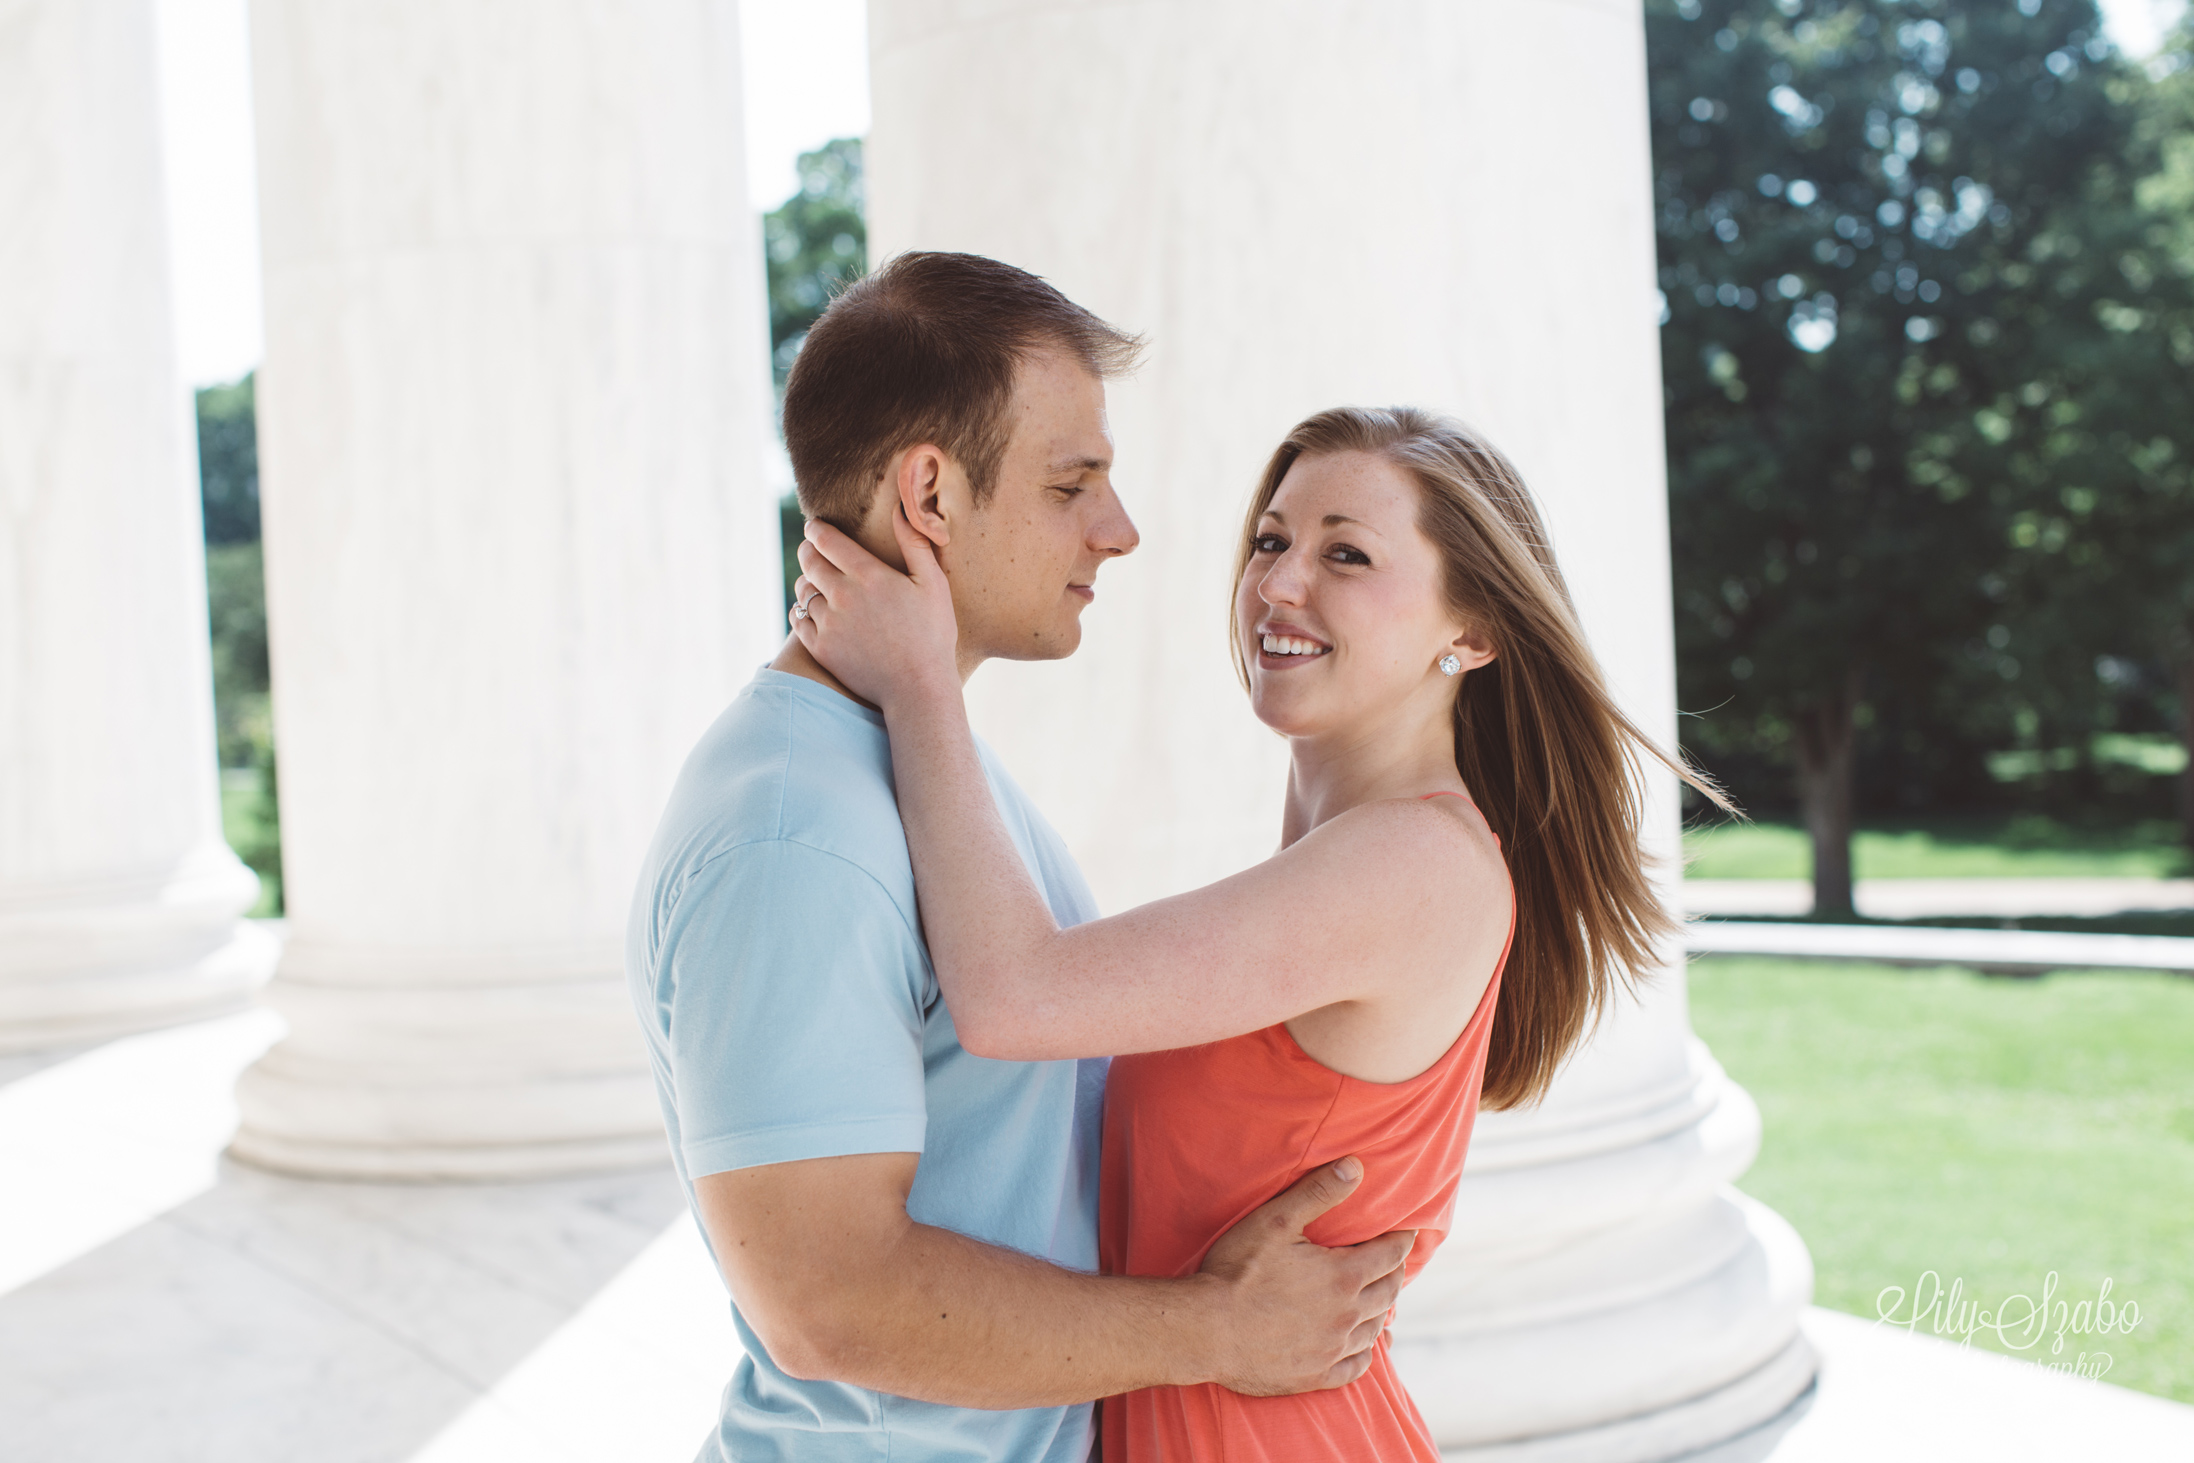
[1193,1157,1417,1396]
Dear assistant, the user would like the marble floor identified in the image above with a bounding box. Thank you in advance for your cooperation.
[3,1009,2189,1463]
[0,1010,734,1463]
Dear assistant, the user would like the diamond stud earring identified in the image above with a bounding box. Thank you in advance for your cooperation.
[1439,654,1462,676]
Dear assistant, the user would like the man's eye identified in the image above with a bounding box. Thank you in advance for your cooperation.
[1252,534,1287,553]
[1049,484,1085,499]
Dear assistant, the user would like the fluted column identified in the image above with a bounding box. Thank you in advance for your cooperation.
[868,1,1815,1455]
[231,0,781,1178]
[0,0,274,1053]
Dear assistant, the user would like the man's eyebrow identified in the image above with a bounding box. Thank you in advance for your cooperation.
[1047,454,1110,474]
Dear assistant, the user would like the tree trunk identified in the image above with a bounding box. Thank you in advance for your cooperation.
[1793,668,1865,920]
[2178,653,2194,856]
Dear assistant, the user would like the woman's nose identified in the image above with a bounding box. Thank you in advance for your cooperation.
[1259,555,1308,605]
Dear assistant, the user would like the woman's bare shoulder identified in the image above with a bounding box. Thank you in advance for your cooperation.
[1418,791,1507,860]
[1279,797,1511,1078]
[1308,794,1510,902]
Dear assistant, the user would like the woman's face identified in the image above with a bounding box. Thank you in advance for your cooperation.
[1235,450,1489,741]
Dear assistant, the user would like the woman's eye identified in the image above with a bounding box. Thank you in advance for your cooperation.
[1329,545,1371,566]
[1252,534,1287,553]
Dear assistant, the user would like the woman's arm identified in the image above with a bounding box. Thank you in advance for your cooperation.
[793,514,1507,1062]
[880,684,1502,1061]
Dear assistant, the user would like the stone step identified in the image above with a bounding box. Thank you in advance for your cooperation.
[1686,919,2194,975]
[1684,877,2194,921]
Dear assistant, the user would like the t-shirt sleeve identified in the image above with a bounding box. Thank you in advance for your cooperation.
[657,839,931,1179]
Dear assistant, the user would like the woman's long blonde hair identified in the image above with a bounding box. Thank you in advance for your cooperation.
[1230,407,1732,1109]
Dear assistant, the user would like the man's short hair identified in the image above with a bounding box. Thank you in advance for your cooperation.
[781,251,1143,533]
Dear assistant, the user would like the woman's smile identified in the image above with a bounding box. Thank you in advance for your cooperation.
[1256,622,1331,670]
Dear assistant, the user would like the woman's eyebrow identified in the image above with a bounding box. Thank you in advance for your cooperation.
[1262,509,1381,533]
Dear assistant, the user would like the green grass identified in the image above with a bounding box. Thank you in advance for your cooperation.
[1688,958,2194,1402]
[1685,815,2191,880]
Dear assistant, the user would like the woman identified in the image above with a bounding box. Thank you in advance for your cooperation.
[792,407,1726,1460]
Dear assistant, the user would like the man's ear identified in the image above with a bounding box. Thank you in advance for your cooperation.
[894,445,953,551]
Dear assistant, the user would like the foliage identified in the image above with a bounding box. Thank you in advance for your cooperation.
[195,379,282,910]
[763,137,866,387]
[1647,1,2193,864]
[764,137,867,605]
[203,543,269,769]
[1690,958,2194,1403]
[220,765,282,917]
[196,373,259,545]
[2084,18,2194,837]
[780,494,804,613]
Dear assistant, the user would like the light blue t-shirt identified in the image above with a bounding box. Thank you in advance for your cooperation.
[627,668,1105,1463]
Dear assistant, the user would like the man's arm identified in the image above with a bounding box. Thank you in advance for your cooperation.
[697,1151,1413,1409]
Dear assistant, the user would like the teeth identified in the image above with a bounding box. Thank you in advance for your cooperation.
[1260,634,1327,657]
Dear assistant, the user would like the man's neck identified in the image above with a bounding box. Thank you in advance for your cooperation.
[769,635,876,709]
[768,634,982,708]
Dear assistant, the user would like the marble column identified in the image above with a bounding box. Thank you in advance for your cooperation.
[867,1,1816,1455]
[0,0,275,1054]
[230,0,781,1178]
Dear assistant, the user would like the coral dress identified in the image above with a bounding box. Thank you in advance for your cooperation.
[1098,797,1510,1462]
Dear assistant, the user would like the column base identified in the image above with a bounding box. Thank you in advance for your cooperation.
[1398,1191,1815,1456]
[0,848,273,1054]
[229,939,668,1181]
[1436,1333,1819,1463]
[1392,1029,1816,1457]
[226,1119,669,1182]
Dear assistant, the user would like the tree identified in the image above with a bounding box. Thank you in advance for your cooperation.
[764,137,866,604]
[205,535,282,911]
[196,373,258,544]
[204,541,268,769]
[193,371,281,909]
[1648,0,2176,910]
[2084,16,2194,847]
[764,136,866,387]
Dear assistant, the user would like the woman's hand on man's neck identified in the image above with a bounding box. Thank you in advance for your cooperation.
[770,631,980,710]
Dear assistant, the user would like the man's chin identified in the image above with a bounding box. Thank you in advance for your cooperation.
[987,621,1083,665]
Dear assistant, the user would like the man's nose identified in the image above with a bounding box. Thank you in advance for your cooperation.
[1092,483,1140,556]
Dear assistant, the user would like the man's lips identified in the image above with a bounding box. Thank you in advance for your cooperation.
[1067,583,1094,602]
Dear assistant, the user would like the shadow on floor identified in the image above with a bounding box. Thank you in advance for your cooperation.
[0,1158,694,1463]
[0,1038,111,1091]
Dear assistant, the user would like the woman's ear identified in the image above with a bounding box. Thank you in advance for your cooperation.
[1447,626,1497,673]
[894,445,953,550]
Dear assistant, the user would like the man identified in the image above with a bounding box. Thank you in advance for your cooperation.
[627,252,1409,1461]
